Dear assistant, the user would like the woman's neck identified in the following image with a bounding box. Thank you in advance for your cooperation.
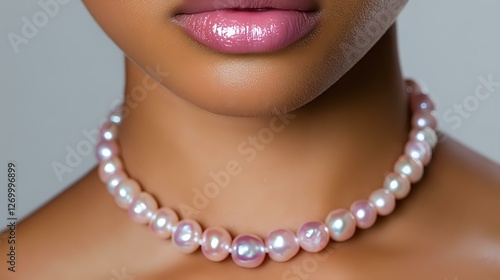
[118,25,408,234]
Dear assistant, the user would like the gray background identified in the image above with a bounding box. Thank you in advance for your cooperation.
[1,0,499,224]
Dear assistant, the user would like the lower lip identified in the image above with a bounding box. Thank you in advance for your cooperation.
[174,10,319,54]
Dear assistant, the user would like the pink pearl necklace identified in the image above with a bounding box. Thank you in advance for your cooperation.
[96,80,439,268]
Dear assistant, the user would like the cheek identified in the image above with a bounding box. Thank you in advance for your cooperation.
[319,0,408,69]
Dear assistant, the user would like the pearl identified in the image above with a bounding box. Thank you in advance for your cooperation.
[394,155,424,183]
[109,107,124,124]
[106,170,127,195]
[405,79,424,95]
[405,140,432,166]
[369,189,396,216]
[149,208,179,239]
[412,111,437,130]
[296,221,330,253]
[384,172,411,199]
[410,93,435,112]
[100,122,118,141]
[98,157,123,182]
[173,219,202,254]
[231,234,266,268]
[325,209,356,242]
[96,140,119,162]
[410,127,439,149]
[201,227,232,262]
[114,178,141,209]
[128,192,158,224]
[266,229,300,262]
[350,200,377,229]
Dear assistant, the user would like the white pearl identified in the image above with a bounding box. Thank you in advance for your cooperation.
[128,192,158,224]
[410,127,438,149]
[394,155,424,183]
[114,178,141,209]
[384,172,411,199]
[149,208,179,239]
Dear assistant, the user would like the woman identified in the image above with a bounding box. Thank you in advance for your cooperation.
[2,0,500,279]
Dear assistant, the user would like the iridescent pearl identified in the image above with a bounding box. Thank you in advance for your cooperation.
[325,209,356,242]
[394,155,424,183]
[384,172,411,199]
[265,229,300,262]
[114,178,141,209]
[405,140,432,166]
[410,93,435,112]
[201,227,232,262]
[109,107,124,124]
[369,189,396,216]
[149,208,179,239]
[231,234,266,268]
[296,221,330,253]
[405,79,424,95]
[412,111,437,130]
[128,192,158,224]
[173,219,202,254]
[410,127,439,149]
[100,122,118,142]
[98,157,123,182]
[350,200,377,229]
[106,170,127,195]
[96,140,119,162]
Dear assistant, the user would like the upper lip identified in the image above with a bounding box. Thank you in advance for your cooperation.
[175,0,320,14]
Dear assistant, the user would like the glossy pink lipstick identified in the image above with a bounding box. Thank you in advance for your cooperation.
[174,0,320,54]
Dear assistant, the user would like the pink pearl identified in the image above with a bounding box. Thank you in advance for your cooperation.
[394,155,424,183]
[109,107,125,124]
[201,227,232,262]
[325,209,356,242]
[384,172,411,199]
[106,170,127,195]
[128,192,158,224]
[96,140,119,162]
[405,140,432,166]
[350,200,377,229]
[265,229,300,262]
[412,111,437,130]
[98,157,123,182]
[149,208,179,239]
[410,127,439,149]
[114,178,141,209]
[231,234,266,268]
[405,79,424,95]
[410,93,435,112]
[100,122,118,141]
[173,219,202,254]
[296,221,330,253]
[369,189,396,216]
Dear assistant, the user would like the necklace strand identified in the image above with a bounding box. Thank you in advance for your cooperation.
[95,79,439,268]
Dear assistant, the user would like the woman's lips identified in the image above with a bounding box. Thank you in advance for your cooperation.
[174,9,320,54]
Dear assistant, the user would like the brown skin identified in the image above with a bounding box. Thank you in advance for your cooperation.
[2,0,500,279]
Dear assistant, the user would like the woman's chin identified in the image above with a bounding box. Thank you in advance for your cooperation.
[172,86,315,118]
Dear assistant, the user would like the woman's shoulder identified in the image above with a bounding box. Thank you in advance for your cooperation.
[414,135,500,277]
[0,168,131,280]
